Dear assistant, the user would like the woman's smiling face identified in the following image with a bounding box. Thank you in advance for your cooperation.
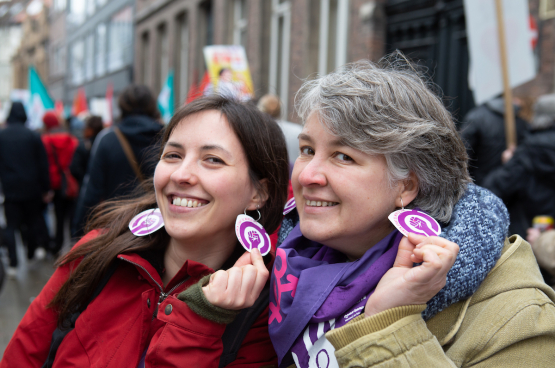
[292,113,405,260]
[154,110,260,245]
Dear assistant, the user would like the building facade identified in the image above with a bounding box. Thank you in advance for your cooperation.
[0,0,25,121]
[11,0,50,94]
[134,0,375,121]
[47,0,67,102]
[134,0,555,123]
[64,0,134,115]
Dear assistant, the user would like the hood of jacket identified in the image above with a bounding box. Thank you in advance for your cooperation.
[277,183,509,321]
[6,102,27,124]
[116,114,164,147]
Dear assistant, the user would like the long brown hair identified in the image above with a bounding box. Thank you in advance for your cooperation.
[50,96,289,327]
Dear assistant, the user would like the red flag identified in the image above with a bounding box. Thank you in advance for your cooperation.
[71,88,88,116]
[105,83,113,126]
[54,100,64,117]
[185,71,210,103]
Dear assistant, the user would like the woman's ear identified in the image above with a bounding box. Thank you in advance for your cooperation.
[246,178,269,211]
[396,173,419,208]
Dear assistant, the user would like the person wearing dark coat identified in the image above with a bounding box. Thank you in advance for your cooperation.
[483,94,555,238]
[459,97,529,185]
[72,85,163,236]
[69,115,104,186]
[0,102,50,274]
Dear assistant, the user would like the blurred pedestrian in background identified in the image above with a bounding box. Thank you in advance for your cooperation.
[459,96,529,185]
[41,111,79,256]
[72,85,163,237]
[69,115,104,186]
[257,94,301,173]
[0,102,50,277]
[483,94,555,238]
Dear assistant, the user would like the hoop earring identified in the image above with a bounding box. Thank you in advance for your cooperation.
[244,207,262,222]
[236,206,271,256]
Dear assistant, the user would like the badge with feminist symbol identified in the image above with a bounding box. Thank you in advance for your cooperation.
[388,208,441,237]
[235,214,271,256]
[283,198,296,215]
[129,208,165,236]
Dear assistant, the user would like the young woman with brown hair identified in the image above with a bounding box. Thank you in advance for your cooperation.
[1,96,289,368]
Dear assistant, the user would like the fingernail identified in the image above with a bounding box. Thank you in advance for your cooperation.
[253,248,260,255]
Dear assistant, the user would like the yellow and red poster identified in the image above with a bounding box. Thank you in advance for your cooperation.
[203,45,254,101]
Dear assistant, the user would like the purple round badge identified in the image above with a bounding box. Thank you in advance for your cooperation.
[283,198,296,215]
[235,214,271,256]
[129,208,165,236]
[388,209,441,237]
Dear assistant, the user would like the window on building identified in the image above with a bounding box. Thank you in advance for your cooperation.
[157,23,170,93]
[140,31,150,85]
[198,1,213,74]
[176,14,189,104]
[318,0,349,75]
[97,0,108,8]
[69,0,86,26]
[85,34,94,81]
[53,0,66,12]
[86,0,95,17]
[108,6,133,72]
[96,23,106,76]
[71,39,85,85]
[269,0,291,119]
[233,0,248,48]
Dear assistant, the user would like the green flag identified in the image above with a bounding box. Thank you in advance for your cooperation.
[157,70,174,124]
[28,66,54,130]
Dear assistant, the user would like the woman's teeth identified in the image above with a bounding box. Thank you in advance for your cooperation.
[172,197,207,208]
[305,200,338,207]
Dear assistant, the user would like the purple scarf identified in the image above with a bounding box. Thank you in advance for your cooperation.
[269,225,402,366]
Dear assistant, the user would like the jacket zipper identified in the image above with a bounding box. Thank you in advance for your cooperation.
[118,256,189,318]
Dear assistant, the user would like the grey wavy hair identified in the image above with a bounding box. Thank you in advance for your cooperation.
[295,56,471,223]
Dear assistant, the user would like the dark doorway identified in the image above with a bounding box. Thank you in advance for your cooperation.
[385,0,475,123]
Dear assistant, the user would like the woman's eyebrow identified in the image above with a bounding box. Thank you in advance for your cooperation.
[298,133,345,148]
[165,141,184,149]
[201,144,232,157]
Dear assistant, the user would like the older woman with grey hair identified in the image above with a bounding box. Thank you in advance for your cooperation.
[269,58,555,368]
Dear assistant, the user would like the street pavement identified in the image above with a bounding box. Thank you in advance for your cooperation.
[0,203,62,360]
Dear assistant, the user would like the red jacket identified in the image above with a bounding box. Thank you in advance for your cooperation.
[42,133,78,190]
[0,231,277,367]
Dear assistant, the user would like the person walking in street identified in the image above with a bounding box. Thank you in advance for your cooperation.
[72,85,164,237]
[483,94,555,239]
[0,102,51,277]
[69,115,103,186]
[42,111,79,256]
[1,96,289,367]
[459,96,529,185]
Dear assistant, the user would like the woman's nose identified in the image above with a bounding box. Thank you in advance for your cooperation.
[297,157,327,187]
[170,159,198,186]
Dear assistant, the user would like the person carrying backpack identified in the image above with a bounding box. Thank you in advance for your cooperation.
[0,97,289,367]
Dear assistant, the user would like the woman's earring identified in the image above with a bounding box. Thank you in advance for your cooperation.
[388,198,441,238]
[236,206,271,256]
[129,208,165,236]
[283,197,296,215]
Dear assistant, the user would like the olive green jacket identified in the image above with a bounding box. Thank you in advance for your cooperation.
[325,235,555,367]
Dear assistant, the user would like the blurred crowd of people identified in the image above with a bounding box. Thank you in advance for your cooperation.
[460,93,555,286]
